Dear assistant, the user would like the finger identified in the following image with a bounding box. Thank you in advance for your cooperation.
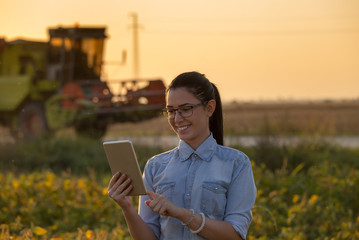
[159,206,169,216]
[113,177,132,196]
[151,200,168,216]
[145,200,152,206]
[108,171,122,188]
[148,193,164,208]
[121,184,133,197]
[146,195,158,209]
[149,195,167,212]
[108,174,130,198]
[146,191,158,200]
[150,195,173,216]
[109,173,129,192]
[151,201,162,213]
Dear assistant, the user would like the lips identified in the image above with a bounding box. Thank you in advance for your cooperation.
[176,125,190,133]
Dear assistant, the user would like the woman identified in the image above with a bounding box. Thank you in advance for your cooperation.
[108,72,257,240]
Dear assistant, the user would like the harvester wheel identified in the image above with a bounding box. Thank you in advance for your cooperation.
[17,102,49,139]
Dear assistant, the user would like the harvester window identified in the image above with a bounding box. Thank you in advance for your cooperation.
[48,38,62,63]
[73,38,104,79]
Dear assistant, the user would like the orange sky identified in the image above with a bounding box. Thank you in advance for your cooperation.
[1,0,358,102]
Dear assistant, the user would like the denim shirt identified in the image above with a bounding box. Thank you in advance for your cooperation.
[138,135,257,240]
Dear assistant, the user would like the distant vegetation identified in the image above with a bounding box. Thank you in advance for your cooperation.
[1,135,359,239]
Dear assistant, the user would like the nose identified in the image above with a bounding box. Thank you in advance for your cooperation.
[173,110,184,121]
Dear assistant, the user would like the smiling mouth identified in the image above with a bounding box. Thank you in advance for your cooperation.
[177,125,190,132]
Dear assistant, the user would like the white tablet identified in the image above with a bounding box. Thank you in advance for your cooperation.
[103,140,146,196]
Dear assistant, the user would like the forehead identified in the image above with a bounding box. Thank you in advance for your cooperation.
[166,87,199,106]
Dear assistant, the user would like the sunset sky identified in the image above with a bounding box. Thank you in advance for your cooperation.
[1,0,358,102]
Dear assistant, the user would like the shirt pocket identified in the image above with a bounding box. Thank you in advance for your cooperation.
[200,182,227,219]
[155,182,175,199]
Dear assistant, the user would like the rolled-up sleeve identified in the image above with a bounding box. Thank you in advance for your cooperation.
[138,160,161,239]
[224,156,257,239]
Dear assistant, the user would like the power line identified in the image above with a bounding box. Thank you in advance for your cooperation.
[145,15,359,24]
[144,28,359,36]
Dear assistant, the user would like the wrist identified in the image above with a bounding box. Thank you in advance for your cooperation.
[120,202,135,214]
[175,207,192,222]
[190,212,205,234]
[181,209,195,226]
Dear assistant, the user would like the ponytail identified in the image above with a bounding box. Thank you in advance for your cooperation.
[209,83,223,145]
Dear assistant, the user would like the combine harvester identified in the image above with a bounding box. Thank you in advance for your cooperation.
[0,25,166,139]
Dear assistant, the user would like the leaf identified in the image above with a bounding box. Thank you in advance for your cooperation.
[33,226,47,236]
[290,163,305,177]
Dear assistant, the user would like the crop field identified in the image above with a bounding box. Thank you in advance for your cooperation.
[1,100,359,140]
[1,100,359,239]
[107,100,359,137]
[1,134,359,239]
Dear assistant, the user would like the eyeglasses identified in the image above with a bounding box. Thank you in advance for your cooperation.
[162,102,205,119]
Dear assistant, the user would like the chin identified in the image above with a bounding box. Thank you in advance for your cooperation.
[176,132,190,141]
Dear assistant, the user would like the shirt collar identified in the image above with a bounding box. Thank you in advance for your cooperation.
[178,134,218,162]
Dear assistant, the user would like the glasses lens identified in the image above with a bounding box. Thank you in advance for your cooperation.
[179,106,193,118]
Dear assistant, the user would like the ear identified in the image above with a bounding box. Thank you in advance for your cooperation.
[206,100,216,117]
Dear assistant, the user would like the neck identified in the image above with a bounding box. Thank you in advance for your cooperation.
[185,132,211,150]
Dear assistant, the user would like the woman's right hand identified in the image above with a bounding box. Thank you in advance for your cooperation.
[107,171,134,210]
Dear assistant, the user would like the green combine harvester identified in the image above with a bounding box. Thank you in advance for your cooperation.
[0,26,166,139]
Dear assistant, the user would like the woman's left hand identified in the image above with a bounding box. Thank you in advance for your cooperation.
[145,191,182,217]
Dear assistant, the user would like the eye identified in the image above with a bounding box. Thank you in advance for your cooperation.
[167,109,176,113]
[180,106,192,113]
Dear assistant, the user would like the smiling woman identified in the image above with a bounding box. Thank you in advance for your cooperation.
[107,71,257,240]
[164,72,222,148]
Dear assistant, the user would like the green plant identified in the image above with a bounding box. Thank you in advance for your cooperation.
[1,136,359,239]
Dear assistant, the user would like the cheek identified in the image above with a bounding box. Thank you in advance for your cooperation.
[194,111,209,124]
[197,116,211,130]
[168,119,176,129]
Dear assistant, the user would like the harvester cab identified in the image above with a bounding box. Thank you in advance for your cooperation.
[47,27,106,83]
[47,27,111,107]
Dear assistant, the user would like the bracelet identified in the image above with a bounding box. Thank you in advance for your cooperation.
[190,212,205,234]
[181,209,195,225]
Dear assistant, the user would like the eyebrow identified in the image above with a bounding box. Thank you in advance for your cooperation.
[166,103,193,108]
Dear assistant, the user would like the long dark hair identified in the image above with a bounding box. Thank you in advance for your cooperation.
[167,71,223,145]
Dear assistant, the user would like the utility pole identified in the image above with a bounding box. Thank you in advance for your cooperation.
[129,12,141,79]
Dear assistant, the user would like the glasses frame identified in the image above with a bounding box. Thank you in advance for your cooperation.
[162,102,206,119]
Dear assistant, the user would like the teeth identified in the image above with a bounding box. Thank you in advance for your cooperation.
[178,126,188,131]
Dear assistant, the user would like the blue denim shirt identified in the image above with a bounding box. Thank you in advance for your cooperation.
[138,135,257,240]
